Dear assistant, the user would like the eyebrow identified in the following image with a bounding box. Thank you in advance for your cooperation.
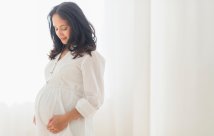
[53,25,68,28]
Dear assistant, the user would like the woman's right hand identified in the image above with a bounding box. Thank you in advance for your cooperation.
[33,115,36,125]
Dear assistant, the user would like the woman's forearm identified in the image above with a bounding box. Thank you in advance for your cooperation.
[65,108,82,122]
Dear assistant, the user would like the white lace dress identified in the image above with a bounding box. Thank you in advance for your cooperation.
[34,51,105,136]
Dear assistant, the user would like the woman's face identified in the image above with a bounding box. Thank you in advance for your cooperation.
[52,14,71,44]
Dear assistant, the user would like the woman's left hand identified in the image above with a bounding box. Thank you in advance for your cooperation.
[47,114,69,134]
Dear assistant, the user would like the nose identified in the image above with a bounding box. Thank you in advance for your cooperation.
[56,29,64,37]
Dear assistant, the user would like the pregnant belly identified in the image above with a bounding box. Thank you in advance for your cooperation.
[35,84,79,125]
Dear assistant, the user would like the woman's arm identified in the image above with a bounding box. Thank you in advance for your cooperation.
[47,108,82,134]
[75,53,105,118]
[64,108,83,122]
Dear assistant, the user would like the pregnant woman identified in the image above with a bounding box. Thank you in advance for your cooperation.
[34,2,105,136]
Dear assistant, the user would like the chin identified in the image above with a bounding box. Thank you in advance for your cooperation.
[61,41,67,44]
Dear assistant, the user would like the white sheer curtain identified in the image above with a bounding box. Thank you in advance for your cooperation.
[0,0,214,136]
[94,0,150,136]
[150,0,214,136]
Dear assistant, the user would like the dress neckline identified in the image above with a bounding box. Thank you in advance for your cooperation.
[56,50,70,62]
[49,51,70,74]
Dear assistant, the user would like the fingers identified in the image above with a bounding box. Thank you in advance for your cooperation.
[47,120,56,132]
[47,122,54,130]
[47,118,56,134]
[47,120,53,128]
[33,116,36,125]
[47,125,58,134]
[47,117,54,128]
[47,121,63,134]
[48,117,53,124]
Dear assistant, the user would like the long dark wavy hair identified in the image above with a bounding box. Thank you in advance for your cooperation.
[47,2,96,59]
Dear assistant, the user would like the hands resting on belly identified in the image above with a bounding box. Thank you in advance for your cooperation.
[33,108,82,134]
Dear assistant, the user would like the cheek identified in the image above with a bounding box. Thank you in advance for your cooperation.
[55,29,70,37]
[55,31,61,37]
[65,31,70,37]
[66,30,71,37]
[65,28,71,38]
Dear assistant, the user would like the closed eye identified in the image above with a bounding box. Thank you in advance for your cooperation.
[53,25,69,31]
